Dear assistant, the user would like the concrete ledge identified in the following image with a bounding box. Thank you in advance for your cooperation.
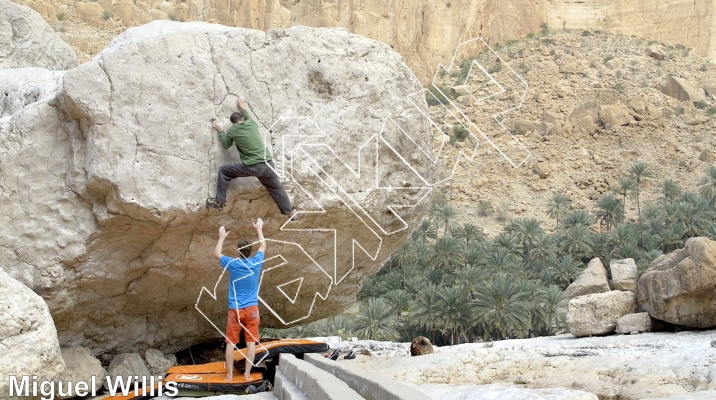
[274,371,310,400]
[304,353,430,400]
[277,353,364,400]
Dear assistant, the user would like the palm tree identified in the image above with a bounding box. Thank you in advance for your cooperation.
[485,247,523,277]
[654,223,684,253]
[430,204,457,235]
[428,236,464,277]
[465,241,491,268]
[698,166,716,207]
[351,298,399,341]
[549,255,582,289]
[529,234,556,266]
[384,289,413,319]
[538,285,566,335]
[454,264,488,300]
[611,176,636,208]
[436,286,474,345]
[595,194,625,231]
[547,193,571,230]
[411,284,441,342]
[493,232,523,256]
[473,273,531,340]
[561,209,595,231]
[412,219,438,244]
[559,224,594,258]
[676,194,714,237]
[511,218,545,267]
[658,179,682,204]
[628,161,655,233]
[608,223,639,258]
[391,241,418,283]
[450,223,486,249]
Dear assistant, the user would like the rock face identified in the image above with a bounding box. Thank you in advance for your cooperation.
[410,336,435,356]
[56,347,107,398]
[615,312,652,335]
[17,0,716,83]
[566,291,638,337]
[564,258,610,301]
[0,268,65,400]
[637,237,716,328]
[0,0,76,70]
[610,258,638,292]
[0,22,434,355]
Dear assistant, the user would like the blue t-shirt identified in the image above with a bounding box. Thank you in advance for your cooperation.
[220,252,264,310]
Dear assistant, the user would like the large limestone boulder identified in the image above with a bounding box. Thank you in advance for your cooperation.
[627,95,662,121]
[0,0,77,71]
[0,22,435,356]
[637,237,716,328]
[0,268,65,400]
[610,258,638,292]
[564,258,610,301]
[566,291,638,337]
[659,76,706,103]
[56,347,107,398]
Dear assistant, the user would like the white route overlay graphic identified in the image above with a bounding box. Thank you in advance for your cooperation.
[196,37,531,368]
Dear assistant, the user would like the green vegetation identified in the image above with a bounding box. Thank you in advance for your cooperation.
[425,84,457,107]
[694,101,708,110]
[541,38,555,46]
[706,107,716,116]
[700,64,709,72]
[487,64,502,74]
[581,30,591,36]
[452,124,470,142]
[264,164,716,346]
[603,54,614,64]
[446,2,452,8]
[57,12,65,21]
[613,83,625,93]
[540,22,549,35]
[102,11,113,21]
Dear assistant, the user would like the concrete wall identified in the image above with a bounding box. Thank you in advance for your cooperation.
[276,353,364,400]
[304,353,431,400]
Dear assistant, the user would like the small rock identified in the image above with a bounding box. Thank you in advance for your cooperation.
[144,349,175,376]
[410,336,434,356]
[647,45,667,60]
[605,59,621,70]
[700,149,715,163]
[687,116,710,125]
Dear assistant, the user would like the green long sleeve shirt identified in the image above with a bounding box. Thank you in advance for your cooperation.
[218,109,272,166]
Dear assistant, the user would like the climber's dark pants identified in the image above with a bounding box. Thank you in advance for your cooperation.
[216,160,292,215]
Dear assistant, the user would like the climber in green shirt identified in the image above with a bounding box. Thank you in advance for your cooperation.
[207,98,292,215]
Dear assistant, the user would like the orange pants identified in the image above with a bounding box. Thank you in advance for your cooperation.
[225,306,260,344]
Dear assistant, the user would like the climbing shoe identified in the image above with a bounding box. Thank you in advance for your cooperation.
[205,199,224,211]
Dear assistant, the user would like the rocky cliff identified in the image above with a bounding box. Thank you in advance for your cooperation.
[0,14,436,355]
[9,0,716,84]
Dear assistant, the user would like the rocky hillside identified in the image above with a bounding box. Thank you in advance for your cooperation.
[429,29,716,236]
[9,0,716,83]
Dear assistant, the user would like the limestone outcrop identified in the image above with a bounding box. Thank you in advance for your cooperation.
[0,0,76,70]
[637,237,716,328]
[0,21,434,356]
[0,268,65,400]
